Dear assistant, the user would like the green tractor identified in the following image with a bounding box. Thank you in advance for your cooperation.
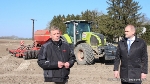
[61,20,117,65]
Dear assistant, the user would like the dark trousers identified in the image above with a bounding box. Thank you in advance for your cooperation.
[121,81,141,84]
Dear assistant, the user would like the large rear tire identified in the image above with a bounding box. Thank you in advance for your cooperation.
[74,43,95,65]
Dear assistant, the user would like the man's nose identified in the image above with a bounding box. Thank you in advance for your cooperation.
[56,34,59,37]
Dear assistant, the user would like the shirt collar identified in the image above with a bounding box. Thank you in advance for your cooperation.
[128,36,135,41]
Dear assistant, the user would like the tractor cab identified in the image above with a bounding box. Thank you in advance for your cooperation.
[64,20,92,44]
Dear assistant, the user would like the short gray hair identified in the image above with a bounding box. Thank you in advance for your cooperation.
[49,26,60,32]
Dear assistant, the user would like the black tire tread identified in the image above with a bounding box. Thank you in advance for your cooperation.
[74,43,95,65]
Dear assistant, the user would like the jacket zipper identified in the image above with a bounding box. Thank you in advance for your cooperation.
[58,45,65,62]
[58,45,65,78]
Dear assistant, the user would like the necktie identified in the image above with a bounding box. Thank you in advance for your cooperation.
[128,40,131,51]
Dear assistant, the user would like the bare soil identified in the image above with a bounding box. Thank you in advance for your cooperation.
[0,39,149,84]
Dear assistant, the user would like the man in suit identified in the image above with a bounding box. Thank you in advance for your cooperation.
[113,25,148,84]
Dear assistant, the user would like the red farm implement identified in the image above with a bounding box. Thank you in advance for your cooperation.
[7,30,51,60]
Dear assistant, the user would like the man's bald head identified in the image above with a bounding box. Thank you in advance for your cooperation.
[124,25,136,39]
[126,25,136,32]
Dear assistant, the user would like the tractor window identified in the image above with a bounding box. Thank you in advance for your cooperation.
[66,23,74,37]
[66,22,91,42]
[77,23,90,32]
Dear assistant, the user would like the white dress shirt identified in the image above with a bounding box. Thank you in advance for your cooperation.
[127,36,135,46]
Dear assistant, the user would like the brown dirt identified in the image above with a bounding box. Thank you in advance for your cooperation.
[0,39,149,84]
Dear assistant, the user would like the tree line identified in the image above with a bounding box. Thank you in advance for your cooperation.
[48,0,150,44]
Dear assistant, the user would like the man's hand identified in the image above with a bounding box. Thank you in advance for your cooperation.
[141,73,146,79]
[114,71,119,78]
[58,61,65,68]
[64,62,70,68]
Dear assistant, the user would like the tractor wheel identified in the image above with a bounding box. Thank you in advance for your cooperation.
[34,50,39,59]
[32,50,35,59]
[26,51,29,59]
[30,50,34,59]
[27,51,31,59]
[74,43,95,65]
[23,51,27,60]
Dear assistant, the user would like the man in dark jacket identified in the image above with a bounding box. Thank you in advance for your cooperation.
[114,25,148,84]
[37,26,75,84]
